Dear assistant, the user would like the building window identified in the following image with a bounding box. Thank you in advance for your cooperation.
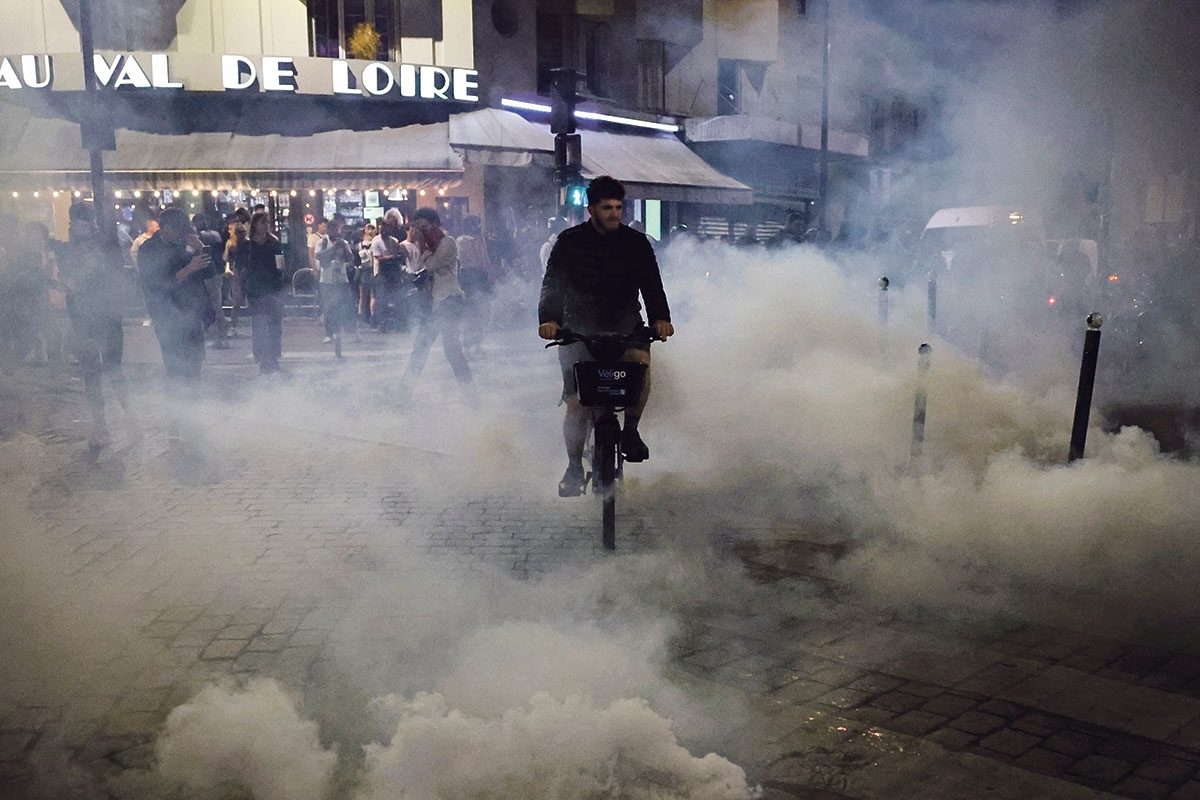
[309,0,443,59]
[717,59,741,115]
[636,39,665,113]
[581,20,608,98]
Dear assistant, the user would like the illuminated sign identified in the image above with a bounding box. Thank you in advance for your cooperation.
[0,52,479,101]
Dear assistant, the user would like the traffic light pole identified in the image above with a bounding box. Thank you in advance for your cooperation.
[550,68,585,225]
[78,0,119,260]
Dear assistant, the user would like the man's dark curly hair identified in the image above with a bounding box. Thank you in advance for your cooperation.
[586,175,625,206]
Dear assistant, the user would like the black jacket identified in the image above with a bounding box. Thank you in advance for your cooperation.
[241,236,285,298]
[538,221,670,334]
[137,232,207,314]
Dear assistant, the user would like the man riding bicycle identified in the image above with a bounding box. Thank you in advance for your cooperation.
[537,176,676,497]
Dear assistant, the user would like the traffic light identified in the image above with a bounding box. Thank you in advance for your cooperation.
[553,133,581,181]
[549,68,578,134]
[566,181,588,207]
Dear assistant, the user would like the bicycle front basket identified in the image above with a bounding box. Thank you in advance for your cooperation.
[574,361,647,407]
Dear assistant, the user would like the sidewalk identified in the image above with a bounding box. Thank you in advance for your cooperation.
[0,321,1198,800]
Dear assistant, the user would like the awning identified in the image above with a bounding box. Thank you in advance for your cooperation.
[449,108,752,205]
[0,101,751,203]
[685,114,871,158]
[575,129,752,205]
[448,108,555,168]
[0,101,463,191]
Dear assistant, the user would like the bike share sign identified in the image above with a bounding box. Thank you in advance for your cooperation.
[575,363,645,404]
[0,52,480,101]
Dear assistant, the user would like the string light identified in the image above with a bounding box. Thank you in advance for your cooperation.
[114,190,123,198]
[10,191,17,198]
[289,189,298,197]
[32,191,39,198]
[74,191,81,197]
[308,189,316,197]
[52,191,59,198]
[133,190,142,198]
[438,188,445,196]
[419,189,426,196]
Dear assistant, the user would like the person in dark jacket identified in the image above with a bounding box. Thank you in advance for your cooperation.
[136,207,213,389]
[240,210,286,375]
[537,175,675,496]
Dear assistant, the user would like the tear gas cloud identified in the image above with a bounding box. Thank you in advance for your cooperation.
[134,230,1200,798]
[4,1,1200,797]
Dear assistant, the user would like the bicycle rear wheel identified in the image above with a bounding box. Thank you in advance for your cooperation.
[593,415,619,550]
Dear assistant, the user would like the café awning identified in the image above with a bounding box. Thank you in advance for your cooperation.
[0,101,463,191]
[448,108,752,205]
[0,102,751,203]
[448,107,555,168]
[575,128,752,205]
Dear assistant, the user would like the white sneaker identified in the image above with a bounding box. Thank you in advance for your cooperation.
[323,336,333,344]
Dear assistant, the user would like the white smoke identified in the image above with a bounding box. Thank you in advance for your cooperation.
[154,678,754,800]
[653,239,1200,633]
[360,692,752,800]
[156,679,337,800]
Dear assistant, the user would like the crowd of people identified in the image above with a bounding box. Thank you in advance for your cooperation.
[0,200,561,446]
[3,189,1194,457]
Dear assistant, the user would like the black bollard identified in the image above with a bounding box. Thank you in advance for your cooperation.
[878,276,890,325]
[926,270,937,334]
[1068,313,1103,463]
[911,343,932,462]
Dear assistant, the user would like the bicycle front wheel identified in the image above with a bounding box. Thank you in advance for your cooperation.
[593,416,619,550]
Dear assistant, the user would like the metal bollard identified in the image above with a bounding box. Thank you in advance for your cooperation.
[1068,313,1103,463]
[878,276,890,325]
[926,270,937,334]
[911,343,932,462]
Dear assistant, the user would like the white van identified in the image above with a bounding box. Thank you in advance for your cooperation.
[921,205,1045,270]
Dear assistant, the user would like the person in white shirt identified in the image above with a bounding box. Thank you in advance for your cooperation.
[369,209,410,331]
[306,218,327,272]
[313,215,357,352]
[129,217,159,268]
[400,208,474,402]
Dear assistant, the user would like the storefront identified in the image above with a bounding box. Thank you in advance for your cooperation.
[683,114,871,242]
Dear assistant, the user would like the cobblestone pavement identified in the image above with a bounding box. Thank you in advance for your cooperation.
[1,318,1199,799]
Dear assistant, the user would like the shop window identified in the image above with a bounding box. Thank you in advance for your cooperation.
[717,59,741,116]
[308,0,443,60]
[636,39,665,113]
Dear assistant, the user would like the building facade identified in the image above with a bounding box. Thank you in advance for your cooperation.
[0,0,969,277]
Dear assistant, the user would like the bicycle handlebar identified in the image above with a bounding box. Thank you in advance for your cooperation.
[544,326,660,361]
[545,325,659,348]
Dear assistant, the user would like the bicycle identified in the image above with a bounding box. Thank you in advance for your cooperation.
[546,326,658,550]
